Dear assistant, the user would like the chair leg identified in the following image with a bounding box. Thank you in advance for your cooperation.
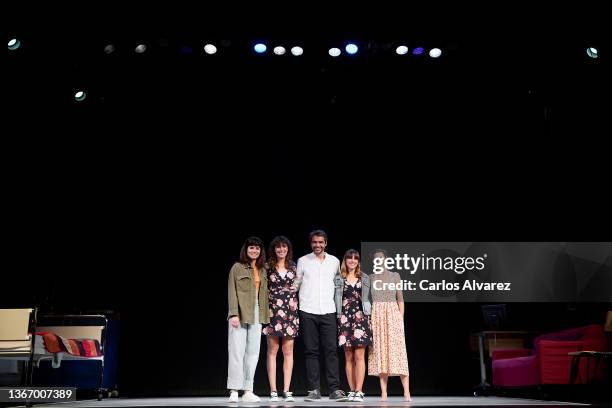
[23,360,34,408]
[97,360,106,400]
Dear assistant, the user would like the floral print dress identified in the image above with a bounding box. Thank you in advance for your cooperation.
[338,278,373,348]
[262,263,299,338]
[368,270,409,376]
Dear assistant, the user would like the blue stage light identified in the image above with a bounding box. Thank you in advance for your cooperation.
[345,43,358,55]
[254,43,267,54]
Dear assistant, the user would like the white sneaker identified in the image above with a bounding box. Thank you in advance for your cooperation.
[270,391,279,402]
[283,391,294,402]
[353,391,364,402]
[347,391,355,402]
[228,390,239,403]
[242,391,261,403]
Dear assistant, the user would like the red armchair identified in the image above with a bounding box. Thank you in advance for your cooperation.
[492,324,608,387]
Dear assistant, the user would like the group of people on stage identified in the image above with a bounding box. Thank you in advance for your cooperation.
[227,230,410,403]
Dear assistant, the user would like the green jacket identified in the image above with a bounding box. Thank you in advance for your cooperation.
[227,262,270,325]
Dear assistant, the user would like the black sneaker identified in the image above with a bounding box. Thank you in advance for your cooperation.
[329,390,349,402]
[305,389,321,401]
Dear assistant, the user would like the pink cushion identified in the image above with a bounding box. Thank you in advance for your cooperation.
[492,348,530,361]
[492,355,539,387]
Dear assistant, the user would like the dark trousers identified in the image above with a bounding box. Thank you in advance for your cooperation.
[299,310,340,393]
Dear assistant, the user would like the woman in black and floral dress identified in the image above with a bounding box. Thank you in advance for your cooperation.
[262,236,299,402]
[335,249,372,402]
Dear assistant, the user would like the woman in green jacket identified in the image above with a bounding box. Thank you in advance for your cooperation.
[227,236,269,403]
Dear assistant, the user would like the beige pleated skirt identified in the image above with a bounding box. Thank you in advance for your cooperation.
[368,302,409,376]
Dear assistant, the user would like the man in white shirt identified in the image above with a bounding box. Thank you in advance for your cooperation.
[293,230,348,401]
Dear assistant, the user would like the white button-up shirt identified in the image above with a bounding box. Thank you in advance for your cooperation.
[295,252,340,315]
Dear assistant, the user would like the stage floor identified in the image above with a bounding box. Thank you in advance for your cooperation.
[26,396,592,408]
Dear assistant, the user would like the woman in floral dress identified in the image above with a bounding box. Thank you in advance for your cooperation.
[335,249,372,402]
[262,236,299,402]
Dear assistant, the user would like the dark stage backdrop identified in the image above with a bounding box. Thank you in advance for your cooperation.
[5,4,611,398]
[2,232,610,396]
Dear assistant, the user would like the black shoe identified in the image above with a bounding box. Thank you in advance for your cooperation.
[329,390,349,402]
[305,389,321,401]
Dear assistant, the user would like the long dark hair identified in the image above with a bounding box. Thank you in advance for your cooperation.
[268,235,294,270]
[239,236,266,269]
[341,249,362,279]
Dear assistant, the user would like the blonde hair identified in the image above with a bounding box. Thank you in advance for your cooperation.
[340,249,362,279]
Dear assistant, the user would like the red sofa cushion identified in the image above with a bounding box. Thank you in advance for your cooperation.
[582,324,604,340]
[539,338,607,384]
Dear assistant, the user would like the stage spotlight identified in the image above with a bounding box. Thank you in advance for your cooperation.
[412,47,425,55]
[429,48,442,58]
[180,45,193,55]
[203,44,217,55]
[396,45,409,55]
[8,38,21,51]
[103,44,115,54]
[135,44,147,54]
[273,46,286,55]
[586,47,599,59]
[329,47,341,57]
[345,43,358,55]
[254,43,267,54]
[291,46,303,56]
[74,90,87,102]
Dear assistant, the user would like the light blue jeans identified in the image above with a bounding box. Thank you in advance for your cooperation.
[227,301,261,391]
